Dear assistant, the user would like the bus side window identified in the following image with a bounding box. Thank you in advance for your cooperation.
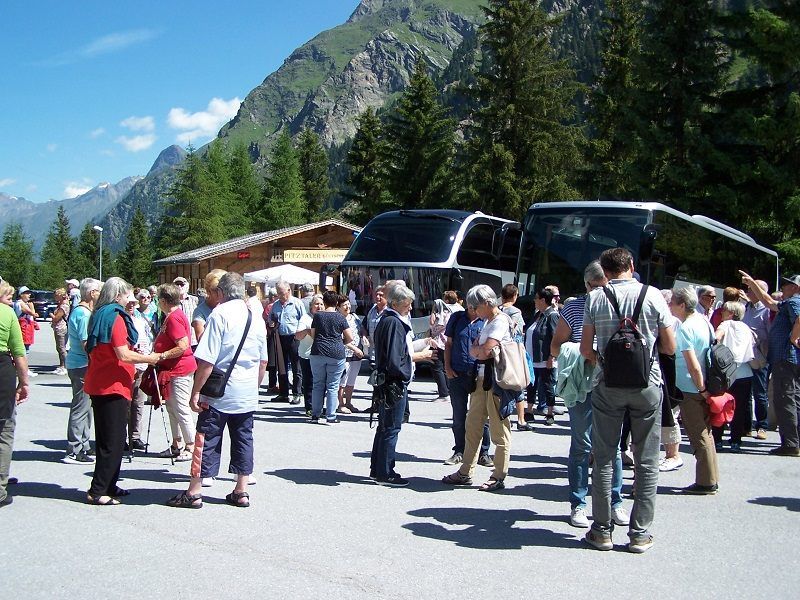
[457,224,496,268]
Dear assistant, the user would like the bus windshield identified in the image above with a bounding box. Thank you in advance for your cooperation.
[345,211,464,264]
[339,265,450,322]
[518,206,649,298]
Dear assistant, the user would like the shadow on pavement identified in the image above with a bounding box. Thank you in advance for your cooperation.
[38,383,72,389]
[31,439,67,451]
[512,454,569,466]
[116,468,189,485]
[10,480,85,503]
[12,449,64,462]
[747,496,800,512]
[267,468,371,487]
[352,450,442,464]
[403,507,580,549]
[504,481,567,503]
[44,402,72,408]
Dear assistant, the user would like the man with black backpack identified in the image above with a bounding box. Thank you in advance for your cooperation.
[580,248,675,553]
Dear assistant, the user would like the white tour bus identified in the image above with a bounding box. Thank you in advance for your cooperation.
[515,201,779,313]
[334,209,521,337]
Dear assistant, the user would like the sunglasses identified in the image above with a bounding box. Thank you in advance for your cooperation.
[139,295,151,300]
[175,281,186,286]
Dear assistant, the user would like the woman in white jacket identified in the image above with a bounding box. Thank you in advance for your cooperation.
[713,301,755,452]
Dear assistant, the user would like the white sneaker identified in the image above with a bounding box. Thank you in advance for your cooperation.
[611,506,630,526]
[54,367,67,376]
[659,456,684,472]
[201,477,215,487]
[27,369,38,378]
[570,506,590,528]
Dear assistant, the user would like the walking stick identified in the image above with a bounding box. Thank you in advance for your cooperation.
[150,370,175,466]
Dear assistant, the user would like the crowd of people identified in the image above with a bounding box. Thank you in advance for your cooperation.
[1,253,799,554]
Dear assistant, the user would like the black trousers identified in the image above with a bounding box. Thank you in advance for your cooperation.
[89,394,128,497]
[278,334,301,397]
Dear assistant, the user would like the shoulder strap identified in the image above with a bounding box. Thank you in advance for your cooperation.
[602,286,622,320]
[222,305,252,382]
[631,285,649,325]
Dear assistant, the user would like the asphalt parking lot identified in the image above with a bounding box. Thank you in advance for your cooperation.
[3,333,799,599]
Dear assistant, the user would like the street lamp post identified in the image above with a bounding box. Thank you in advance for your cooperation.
[93,225,104,280]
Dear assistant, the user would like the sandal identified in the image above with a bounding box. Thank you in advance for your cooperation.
[337,406,352,414]
[166,491,203,509]
[442,472,473,486]
[478,478,505,492]
[225,490,250,508]
[110,487,130,497]
[86,494,121,506]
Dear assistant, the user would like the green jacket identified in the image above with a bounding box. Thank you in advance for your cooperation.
[556,342,594,408]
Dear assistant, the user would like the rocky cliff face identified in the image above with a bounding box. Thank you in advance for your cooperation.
[218,0,485,157]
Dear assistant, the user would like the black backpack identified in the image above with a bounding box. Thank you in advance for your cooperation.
[706,326,737,395]
[601,284,653,389]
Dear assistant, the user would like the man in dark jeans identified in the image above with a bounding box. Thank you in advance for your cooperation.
[443,305,492,466]
[370,284,417,487]
[269,282,305,404]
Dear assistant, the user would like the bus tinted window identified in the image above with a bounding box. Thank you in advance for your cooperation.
[457,224,495,268]
[345,214,462,264]
[518,207,649,297]
[649,211,776,289]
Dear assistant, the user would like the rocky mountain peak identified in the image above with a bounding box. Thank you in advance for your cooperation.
[147,144,187,176]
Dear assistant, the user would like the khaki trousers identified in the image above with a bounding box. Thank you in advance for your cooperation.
[680,392,719,486]
[459,377,511,481]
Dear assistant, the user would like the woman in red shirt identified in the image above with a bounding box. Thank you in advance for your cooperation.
[153,283,197,462]
[84,278,161,505]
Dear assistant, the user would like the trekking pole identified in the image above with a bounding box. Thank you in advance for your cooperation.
[145,403,154,452]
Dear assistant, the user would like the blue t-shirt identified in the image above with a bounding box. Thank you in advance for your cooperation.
[65,305,91,369]
[768,296,800,365]
[675,314,712,393]
[444,310,484,375]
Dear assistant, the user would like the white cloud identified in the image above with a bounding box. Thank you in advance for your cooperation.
[115,134,157,152]
[120,116,155,132]
[46,143,57,152]
[0,178,16,187]
[89,127,106,138]
[35,29,160,67]
[26,184,38,193]
[167,97,241,144]
[64,178,94,198]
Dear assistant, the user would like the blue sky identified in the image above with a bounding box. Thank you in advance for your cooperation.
[0,1,359,202]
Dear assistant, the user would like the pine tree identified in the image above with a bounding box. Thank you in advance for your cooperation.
[116,207,156,286]
[205,140,249,238]
[585,0,645,199]
[465,0,584,219]
[38,206,77,288]
[383,59,456,210]
[157,145,226,256]
[228,143,262,232]
[0,223,35,287]
[633,0,727,212]
[345,108,390,224]
[297,128,331,223]
[256,132,306,231]
[704,2,800,270]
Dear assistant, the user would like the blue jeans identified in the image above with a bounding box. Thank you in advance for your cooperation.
[567,394,623,510]
[310,355,345,420]
[448,373,490,455]
[751,365,769,430]
[533,367,556,408]
[370,381,408,479]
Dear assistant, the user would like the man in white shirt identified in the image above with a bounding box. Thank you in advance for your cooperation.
[173,276,199,346]
[167,272,268,509]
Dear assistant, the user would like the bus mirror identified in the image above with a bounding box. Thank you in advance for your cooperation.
[491,221,522,261]
[640,224,660,263]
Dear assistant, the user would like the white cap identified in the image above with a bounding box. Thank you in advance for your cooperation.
[65,278,80,287]
[18,286,30,294]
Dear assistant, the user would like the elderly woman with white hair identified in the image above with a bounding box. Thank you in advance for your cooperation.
[712,300,754,452]
[443,284,513,492]
[670,286,718,495]
[83,277,161,505]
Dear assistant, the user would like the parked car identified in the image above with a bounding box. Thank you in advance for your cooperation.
[30,290,57,320]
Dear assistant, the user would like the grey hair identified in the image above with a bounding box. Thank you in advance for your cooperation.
[79,277,102,302]
[697,284,715,297]
[466,284,499,309]
[96,277,132,310]
[661,289,673,304]
[723,300,744,321]
[218,272,246,301]
[386,282,415,307]
[301,283,315,294]
[584,260,606,285]
[275,281,291,293]
[673,286,698,313]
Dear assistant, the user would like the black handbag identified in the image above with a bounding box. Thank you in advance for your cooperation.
[199,308,252,399]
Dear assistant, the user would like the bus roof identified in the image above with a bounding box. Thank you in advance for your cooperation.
[529,201,778,258]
